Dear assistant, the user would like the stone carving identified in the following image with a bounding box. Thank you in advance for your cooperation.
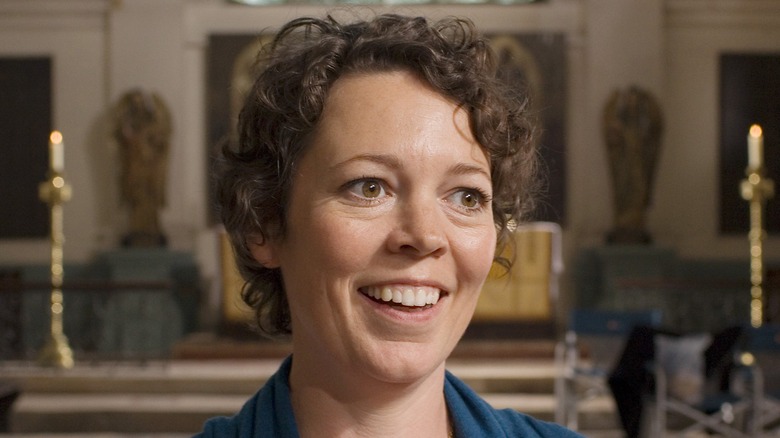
[112,89,171,247]
[603,86,663,244]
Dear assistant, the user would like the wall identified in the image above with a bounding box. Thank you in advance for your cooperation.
[1,0,779,311]
[0,0,110,263]
[655,0,780,259]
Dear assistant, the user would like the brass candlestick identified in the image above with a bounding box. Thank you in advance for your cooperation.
[37,132,74,368]
[740,128,774,328]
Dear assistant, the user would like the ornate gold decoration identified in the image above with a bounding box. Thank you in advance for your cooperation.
[740,124,774,328]
[37,131,74,368]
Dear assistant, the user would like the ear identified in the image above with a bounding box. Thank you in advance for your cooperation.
[247,234,281,269]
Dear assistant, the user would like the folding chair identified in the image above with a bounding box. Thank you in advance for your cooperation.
[745,323,780,436]
[651,330,751,438]
[555,308,663,430]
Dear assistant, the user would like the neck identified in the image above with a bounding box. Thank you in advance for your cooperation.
[289,351,451,438]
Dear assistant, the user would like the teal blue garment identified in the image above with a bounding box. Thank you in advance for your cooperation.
[195,356,582,437]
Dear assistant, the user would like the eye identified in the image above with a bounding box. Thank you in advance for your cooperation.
[449,188,491,210]
[361,180,382,198]
[460,191,479,208]
[345,178,387,200]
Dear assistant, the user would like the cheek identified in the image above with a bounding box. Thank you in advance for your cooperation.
[455,229,497,285]
[302,217,383,273]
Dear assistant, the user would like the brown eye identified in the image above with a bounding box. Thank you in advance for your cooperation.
[361,180,382,198]
[449,188,489,211]
[345,178,387,202]
[461,191,478,208]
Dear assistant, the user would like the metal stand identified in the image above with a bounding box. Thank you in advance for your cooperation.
[37,171,74,368]
[741,167,774,328]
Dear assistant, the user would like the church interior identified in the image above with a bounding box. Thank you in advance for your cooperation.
[1,0,780,436]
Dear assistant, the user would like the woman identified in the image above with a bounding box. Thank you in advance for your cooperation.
[200,13,581,437]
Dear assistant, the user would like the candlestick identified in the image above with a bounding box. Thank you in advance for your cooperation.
[37,148,74,368]
[741,126,774,327]
[49,131,64,173]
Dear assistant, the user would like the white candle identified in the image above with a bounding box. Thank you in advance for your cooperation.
[49,130,64,172]
[748,124,764,169]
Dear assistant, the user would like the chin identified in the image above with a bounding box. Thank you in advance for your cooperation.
[356,339,452,385]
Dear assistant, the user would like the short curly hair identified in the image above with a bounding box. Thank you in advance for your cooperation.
[216,13,539,338]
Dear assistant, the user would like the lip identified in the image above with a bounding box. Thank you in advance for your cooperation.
[360,279,450,293]
[357,280,450,324]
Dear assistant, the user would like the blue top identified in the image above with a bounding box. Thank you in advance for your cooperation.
[196,356,582,437]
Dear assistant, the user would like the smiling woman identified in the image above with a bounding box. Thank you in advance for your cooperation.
[261,71,497,390]
[199,13,581,438]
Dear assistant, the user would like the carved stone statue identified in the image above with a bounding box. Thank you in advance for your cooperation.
[603,86,663,244]
[112,89,171,247]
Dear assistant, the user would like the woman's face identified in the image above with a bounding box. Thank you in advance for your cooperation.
[256,71,497,384]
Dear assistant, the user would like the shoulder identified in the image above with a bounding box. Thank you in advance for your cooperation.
[444,370,583,437]
[195,393,258,437]
[492,408,585,437]
[194,356,298,438]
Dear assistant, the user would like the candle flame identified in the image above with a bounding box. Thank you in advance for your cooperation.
[50,130,63,144]
[749,124,763,138]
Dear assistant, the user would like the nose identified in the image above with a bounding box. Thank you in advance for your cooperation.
[386,198,448,258]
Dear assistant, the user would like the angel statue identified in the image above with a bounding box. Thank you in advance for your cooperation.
[603,86,664,244]
[112,89,171,247]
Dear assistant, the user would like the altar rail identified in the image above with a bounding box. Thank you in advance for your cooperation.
[573,246,780,333]
[0,272,200,362]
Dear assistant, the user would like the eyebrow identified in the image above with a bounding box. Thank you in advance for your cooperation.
[449,162,491,180]
[330,153,491,180]
[329,153,402,171]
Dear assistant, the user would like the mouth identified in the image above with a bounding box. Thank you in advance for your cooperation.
[359,285,443,310]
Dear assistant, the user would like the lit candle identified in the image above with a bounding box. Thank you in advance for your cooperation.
[748,124,763,169]
[49,130,64,172]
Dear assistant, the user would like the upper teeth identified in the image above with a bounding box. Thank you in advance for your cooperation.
[362,286,441,307]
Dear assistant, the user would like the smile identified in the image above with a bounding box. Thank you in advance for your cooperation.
[359,285,441,308]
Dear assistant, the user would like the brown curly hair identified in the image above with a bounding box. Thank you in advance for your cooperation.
[216,13,539,338]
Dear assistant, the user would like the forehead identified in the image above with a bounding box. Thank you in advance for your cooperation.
[307,71,487,165]
[323,70,457,123]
